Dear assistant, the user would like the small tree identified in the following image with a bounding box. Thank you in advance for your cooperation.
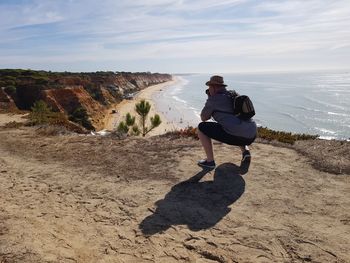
[69,107,94,130]
[117,100,161,137]
[117,121,129,134]
[125,112,135,126]
[29,100,72,128]
[29,100,52,125]
[135,99,161,137]
[117,112,140,136]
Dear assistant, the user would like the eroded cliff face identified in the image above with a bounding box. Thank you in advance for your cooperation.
[0,70,172,130]
[42,86,106,130]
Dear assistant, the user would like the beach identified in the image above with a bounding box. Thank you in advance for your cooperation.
[103,78,180,136]
[150,72,350,140]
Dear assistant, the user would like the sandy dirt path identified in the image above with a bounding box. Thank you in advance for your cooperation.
[0,126,349,263]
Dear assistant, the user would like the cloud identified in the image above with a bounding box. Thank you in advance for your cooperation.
[0,0,349,72]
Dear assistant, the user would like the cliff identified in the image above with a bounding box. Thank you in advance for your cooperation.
[0,69,172,130]
[0,88,17,111]
[41,86,106,130]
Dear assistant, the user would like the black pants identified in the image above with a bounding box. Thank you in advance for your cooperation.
[198,122,255,146]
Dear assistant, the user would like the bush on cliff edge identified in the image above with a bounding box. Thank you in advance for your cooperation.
[28,100,87,133]
[68,107,95,130]
[164,126,317,144]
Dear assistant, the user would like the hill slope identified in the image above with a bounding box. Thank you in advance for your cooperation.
[0,124,349,263]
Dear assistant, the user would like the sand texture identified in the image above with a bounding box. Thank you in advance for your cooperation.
[0,119,349,262]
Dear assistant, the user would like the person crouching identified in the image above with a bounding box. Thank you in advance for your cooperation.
[197,75,257,169]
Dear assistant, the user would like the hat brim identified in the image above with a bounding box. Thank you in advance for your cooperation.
[205,81,227,87]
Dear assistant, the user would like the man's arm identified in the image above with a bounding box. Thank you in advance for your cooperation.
[200,98,213,121]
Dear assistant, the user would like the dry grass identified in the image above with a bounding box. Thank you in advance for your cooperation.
[3,121,25,129]
[294,139,350,174]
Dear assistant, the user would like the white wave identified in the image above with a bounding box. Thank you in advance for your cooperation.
[318,136,338,140]
[189,106,200,111]
[305,116,344,124]
[194,111,201,120]
[170,86,183,96]
[172,95,188,104]
[292,105,324,113]
[314,127,337,135]
[327,111,350,117]
[279,112,309,127]
[303,96,347,111]
[169,76,189,96]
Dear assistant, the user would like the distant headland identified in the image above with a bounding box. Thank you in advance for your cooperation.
[0,69,172,130]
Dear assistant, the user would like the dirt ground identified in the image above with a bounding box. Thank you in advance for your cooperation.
[0,115,349,263]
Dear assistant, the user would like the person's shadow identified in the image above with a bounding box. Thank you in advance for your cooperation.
[139,163,245,235]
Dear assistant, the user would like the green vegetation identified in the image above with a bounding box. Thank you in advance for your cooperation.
[135,100,161,137]
[3,121,24,129]
[29,100,69,127]
[257,126,318,144]
[117,113,140,136]
[4,85,16,95]
[1,69,171,131]
[28,100,87,133]
[29,100,54,125]
[117,100,161,137]
[0,69,52,93]
[165,126,318,144]
[68,107,94,130]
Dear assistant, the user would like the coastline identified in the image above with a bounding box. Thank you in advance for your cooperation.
[103,77,181,136]
[152,72,350,141]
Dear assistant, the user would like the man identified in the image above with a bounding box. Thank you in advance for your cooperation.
[197,75,257,169]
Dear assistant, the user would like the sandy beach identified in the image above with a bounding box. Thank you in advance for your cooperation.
[103,78,180,136]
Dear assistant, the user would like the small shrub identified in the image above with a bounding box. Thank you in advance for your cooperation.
[4,85,16,95]
[117,121,129,134]
[29,100,53,125]
[257,126,318,144]
[35,124,72,136]
[69,107,94,130]
[117,113,141,136]
[28,100,86,133]
[164,126,318,144]
[3,121,24,129]
[165,126,199,139]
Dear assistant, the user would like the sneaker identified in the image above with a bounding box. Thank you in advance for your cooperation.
[241,150,251,162]
[197,159,216,169]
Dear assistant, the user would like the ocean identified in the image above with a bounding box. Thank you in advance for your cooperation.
[152,71,350,140]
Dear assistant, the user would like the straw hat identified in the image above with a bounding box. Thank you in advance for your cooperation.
[205,75,227,87]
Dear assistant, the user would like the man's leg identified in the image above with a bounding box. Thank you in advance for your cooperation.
[240,145,251,162]
[198,129,214,162]
[239,145,249,153]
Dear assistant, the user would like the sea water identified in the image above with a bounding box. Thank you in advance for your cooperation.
[153,71,350,140]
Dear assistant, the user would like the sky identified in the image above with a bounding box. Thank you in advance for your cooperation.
[0,0,350,73]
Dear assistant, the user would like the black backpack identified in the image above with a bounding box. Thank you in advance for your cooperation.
[227,90,255,120]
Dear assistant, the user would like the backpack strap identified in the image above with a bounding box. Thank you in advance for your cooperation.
[212,90,239,116]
